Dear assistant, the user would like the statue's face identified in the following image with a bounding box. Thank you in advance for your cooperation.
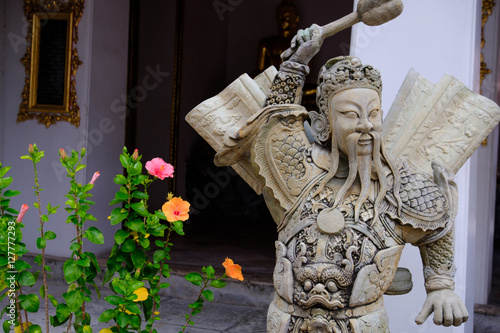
[329,88,382,156]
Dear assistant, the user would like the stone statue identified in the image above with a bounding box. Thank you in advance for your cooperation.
[256,0,299,73]
[186,1,500,331]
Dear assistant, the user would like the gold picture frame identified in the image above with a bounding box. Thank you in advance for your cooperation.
[17,0,85,128]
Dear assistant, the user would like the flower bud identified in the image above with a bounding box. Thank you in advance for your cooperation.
[17,204,29,223]
[59,148,67,160]
[81,147,86,157]
[89,171,100,185]
[28,144,34,154]
[132,149,139,161]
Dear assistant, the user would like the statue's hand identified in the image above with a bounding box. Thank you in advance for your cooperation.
[415,289,468,327]
[281,24,323,65]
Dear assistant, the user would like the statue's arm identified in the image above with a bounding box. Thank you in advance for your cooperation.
[415,161,468,327]
[415,228,468,326]
[265,24,323,107]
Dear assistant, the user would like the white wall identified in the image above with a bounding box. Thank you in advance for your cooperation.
[0,0,129,257]
[351,0,483,332]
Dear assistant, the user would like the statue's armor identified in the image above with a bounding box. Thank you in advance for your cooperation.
[267,162,452,332]
[213,59,458,332]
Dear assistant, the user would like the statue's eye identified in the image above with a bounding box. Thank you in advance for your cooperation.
[369,109,380,117]
[303,280,313,291]
[326,280,338,293]
[340,111,358,118]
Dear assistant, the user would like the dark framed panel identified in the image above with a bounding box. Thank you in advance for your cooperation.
[18,0,85,128]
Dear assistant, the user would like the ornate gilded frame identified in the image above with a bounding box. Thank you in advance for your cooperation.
[17,0,84,128]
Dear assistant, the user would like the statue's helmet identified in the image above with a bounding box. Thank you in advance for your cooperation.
[310,56,382,143]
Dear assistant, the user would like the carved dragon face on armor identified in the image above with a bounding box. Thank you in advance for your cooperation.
[293,261,353,310]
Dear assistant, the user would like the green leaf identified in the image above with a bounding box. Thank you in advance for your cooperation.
[185,272,203,286]
[48,294,58,307]
[111,278,127,295]
[124,303,141,314]
[65,289,84,312]
[18,271,36,286]
[36,237,46,249]
[104,295,124,306]
[20,293,40,312]
[121,239,136,253]
[117,311,130,327]
[159,282,170,289]
[98,308,116,323]
[0,166,11,178]
[204,266,215,279]
[153,249,166,263]
[84,226,104,244]
[155,240,165,247]
[82,325,92,333]
[114,229,129,244]
[132,190,149,200]
[202,290,214,301]
[119,154,129,168]
[27,324,42,333]
[172,220,185,235]
[14,260,31,271]
[3,190,20,197]
[138,237,150,249]
[131,249,146,269]
[44,230,57,240]
[76,256,91,267]
[110,207,128,225]
[63,260,84,283]
[70,242,81,251]
[41,214,49,222]
[3,320,11,333]
[127,161,142,176]
[210,279,227,288]
[114,174,128,185]
[130,202,149,217]
[75,164,86,172]
[0,177,13,190]
[34,254,43,265]
[126,218,146,233]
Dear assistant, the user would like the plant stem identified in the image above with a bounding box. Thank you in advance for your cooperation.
[181,279,209,333]
[148,227,173,333]
[33,163,49,333]
[65,313,73,333]
[15,289,26,333]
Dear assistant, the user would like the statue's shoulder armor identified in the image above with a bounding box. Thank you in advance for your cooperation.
[251,104,325,212]
[384,161,451,231]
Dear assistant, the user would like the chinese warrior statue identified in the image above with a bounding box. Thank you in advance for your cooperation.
[186,1,500,332]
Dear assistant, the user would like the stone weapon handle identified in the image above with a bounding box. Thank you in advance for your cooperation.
[321,0,404,39]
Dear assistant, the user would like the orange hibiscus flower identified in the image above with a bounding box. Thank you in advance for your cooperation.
[162,197,190,222]
[222,258,244,281]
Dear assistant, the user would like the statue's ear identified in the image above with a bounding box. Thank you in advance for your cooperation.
[305,111,330,143]
[311,142,331,172]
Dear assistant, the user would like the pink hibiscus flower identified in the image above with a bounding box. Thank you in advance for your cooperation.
[145,158,174,180]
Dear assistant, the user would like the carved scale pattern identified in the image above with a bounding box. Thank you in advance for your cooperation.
[271,124,307,183]
[398,166,446,214]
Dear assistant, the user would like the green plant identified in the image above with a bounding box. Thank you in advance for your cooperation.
[54,148,103,333]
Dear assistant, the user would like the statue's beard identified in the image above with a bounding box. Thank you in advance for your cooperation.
[333,131,387,222]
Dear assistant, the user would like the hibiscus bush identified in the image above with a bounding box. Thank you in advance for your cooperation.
[0,145,244,333]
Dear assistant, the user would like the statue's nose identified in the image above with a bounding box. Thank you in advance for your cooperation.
[356,117,373,133]
[309,284,329,298]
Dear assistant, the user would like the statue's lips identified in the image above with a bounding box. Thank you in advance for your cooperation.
[358,134,372,145]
